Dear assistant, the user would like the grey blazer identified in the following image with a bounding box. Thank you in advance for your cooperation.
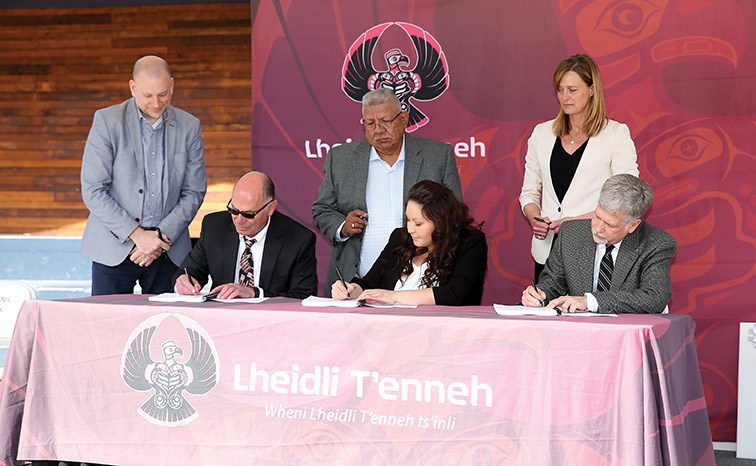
[312,133,462,295]
[80,98,207,267]
[537,219,676,314]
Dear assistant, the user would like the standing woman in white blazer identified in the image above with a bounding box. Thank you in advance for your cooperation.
[519,54,639,280]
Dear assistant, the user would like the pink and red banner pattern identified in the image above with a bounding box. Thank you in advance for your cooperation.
[250,1,756,441]
[0,298,713,465]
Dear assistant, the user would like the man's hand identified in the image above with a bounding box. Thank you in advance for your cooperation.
[522,285,547,307]
[175,274,201,295]
[547,295,588,313]
[340,210,368,237]
[130,227,171,258]
[129,246,160,268]
[210,283,257,299]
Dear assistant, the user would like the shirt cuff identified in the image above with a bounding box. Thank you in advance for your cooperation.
[585,293,599,312]
[256,287,264,298]
[335,221,348,242]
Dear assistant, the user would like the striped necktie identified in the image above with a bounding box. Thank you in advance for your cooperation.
[596,244,615,292]
[238,237,256,287]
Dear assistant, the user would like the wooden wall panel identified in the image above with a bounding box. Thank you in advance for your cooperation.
[0,3,252,236]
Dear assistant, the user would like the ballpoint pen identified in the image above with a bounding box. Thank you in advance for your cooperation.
[184,267,197,295]
[530,278,545,308]
[530,279,561,315]
[334,266,351,299]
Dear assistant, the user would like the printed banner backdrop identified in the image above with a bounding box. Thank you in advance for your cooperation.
[251,1,756,441]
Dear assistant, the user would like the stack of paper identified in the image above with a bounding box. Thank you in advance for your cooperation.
[493,304,559,316]
[301,296,417,309]
[493,304,617,317]
[148,293,268,304]
[301,296,363,308]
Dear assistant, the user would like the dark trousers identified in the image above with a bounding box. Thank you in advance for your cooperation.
[91,254,178,295]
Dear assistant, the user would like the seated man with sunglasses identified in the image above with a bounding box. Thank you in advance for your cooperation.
[172,171,317,299]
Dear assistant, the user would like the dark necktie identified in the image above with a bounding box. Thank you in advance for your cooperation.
[596,244,615,292]
[238,237,256,287]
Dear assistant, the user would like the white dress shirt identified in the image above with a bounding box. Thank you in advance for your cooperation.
[335,138,406,278]
[586,240,622,311]
[233,217,271,296]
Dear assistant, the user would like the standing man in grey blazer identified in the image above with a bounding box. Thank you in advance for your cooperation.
[313,88,462,296]
[80,55,207,295]
[522,174,676,314]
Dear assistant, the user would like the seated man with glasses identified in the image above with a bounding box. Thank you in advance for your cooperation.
[172,171,317,299]
[313,88,462,296]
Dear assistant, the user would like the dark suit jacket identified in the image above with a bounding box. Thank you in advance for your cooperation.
[537,219,676,314]
[312,133,462,295]
[172,211,317,299]
[354,227,487,306]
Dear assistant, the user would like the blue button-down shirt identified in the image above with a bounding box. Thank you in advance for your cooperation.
[137,104,166,228]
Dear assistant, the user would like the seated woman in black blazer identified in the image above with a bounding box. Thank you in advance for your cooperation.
[332,180,487,306]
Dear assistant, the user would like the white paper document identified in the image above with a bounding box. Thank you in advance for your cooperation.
[149,292,212,303]
[493,304,617,317]
[210,297,269,304]
[148,293,268,304]
[493,304,559,316]
[301,296,417,309]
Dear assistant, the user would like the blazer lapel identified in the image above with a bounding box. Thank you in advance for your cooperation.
[576,235,597,293]
[259,213,282,289]
[353,140,371,210]
[402,133,421,202]
[162,106,177,210]
[612,224,641,289]
[223,228,240,284]
[125,99,145,176]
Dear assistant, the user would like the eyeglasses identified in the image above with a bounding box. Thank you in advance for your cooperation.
[360,111,402,131]
[227,199,273,220]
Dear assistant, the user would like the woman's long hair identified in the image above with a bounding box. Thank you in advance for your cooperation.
[395,180,481,288]
[551,53,607,138]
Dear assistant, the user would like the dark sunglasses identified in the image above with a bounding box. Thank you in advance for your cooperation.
[226,198,273,220]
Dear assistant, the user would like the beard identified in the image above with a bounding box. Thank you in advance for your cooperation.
[591,228,607,245]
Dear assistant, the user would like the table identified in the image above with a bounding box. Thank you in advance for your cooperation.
[0,296,714,465]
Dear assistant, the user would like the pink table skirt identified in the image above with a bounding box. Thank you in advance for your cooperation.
[0,296,714,465]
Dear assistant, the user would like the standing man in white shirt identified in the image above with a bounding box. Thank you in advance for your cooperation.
[313,88,462,296]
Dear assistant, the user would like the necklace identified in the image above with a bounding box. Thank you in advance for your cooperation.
[568,131,582,145]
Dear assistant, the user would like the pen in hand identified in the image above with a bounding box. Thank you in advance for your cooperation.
[184,267,197,295]
[334,266,351,299]
[530,278,545,308]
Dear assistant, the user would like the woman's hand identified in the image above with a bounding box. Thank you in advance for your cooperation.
[357,289,396,304]
[529,215,551,240]
[524,203,550,240]
[331,280,361,300]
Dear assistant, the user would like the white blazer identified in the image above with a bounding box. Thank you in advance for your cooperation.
[519,119,639,264]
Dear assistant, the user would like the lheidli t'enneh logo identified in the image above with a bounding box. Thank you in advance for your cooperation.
[342,22,450,132]
[120,313,219,427]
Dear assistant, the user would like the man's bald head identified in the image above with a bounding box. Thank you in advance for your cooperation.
[133,55,171,81]
[229,171,278,238]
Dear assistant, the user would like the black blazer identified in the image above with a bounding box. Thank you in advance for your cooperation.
[354,227,487,306]
[172,211,317,299]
